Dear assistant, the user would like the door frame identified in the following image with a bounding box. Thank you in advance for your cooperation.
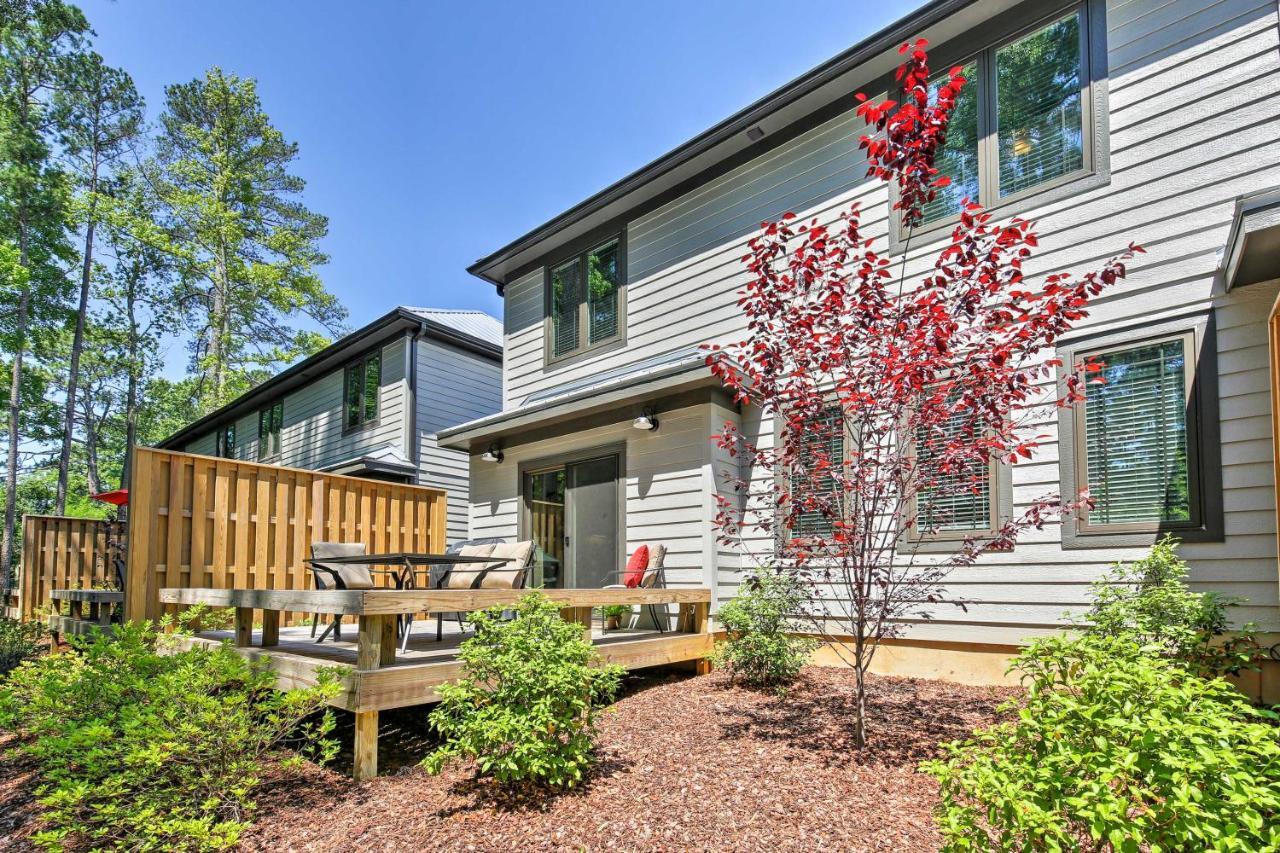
[518,441,627,588]
[1269,291,1280,578]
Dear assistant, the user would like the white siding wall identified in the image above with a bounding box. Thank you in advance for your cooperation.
[184,336,410,469]
[415,337,503,543]
[483,0,1280,642]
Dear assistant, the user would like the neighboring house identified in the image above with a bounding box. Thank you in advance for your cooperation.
[437,0,1280,682]
[159,307,502,544]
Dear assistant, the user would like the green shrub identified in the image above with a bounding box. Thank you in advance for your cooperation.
[711,570,816,691]
[0,614,44,676]
[0,621,338,851]
[424,592,624,789]
[922,633,1280,852]
[1081,534,1258,676]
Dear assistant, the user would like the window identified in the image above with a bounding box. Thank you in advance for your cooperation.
[257,400,283,460]
[913,2,1096,229]
[1059,323,1223,546]
[785,405,846,543]
[547,236,624,360]
[343,350,381,430]
[913,415,999,539]
[214,422,236,459]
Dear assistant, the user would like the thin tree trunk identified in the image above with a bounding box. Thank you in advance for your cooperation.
[119,277,139,524]
[210,246,229,405]
[55,169,99,513]
[81,398,101,496]
[2,217,32,601]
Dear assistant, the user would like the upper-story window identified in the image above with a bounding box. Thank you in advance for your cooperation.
[257,400,283,460]
[214,422,236,459]
[547,236,624,361]
[913,2,1099,230]
[343,350,381,431]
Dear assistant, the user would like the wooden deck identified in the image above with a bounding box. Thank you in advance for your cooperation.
[160,586,713,779]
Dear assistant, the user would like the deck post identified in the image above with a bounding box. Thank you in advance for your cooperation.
[353,710,378,781]
[560,606,593,643]
[234,607,253,647]
[353,613,395,781]
[261,609,280,646]
[70,599,83,622]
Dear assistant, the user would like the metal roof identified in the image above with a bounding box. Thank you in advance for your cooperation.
[402,307,503,349]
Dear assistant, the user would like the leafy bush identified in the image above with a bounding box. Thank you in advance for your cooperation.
[1081,534,1258,676]
[922,633,1280,852]
[711,570,816,691]
[0,621,338,851]
[0,615,44,676]
[424,592,624,789]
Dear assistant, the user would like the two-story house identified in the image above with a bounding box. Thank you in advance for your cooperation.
[160,307,502,544]
[439,0,1280,687]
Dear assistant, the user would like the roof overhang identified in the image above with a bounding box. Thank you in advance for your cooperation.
[158,307,501,450]
[1223,188,1280,291]
[468,0,995,288]
[438,358,719,452]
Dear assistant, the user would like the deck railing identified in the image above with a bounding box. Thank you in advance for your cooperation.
[18,516,121,619]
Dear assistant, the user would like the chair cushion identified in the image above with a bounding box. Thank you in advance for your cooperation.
[479,541,535,590]
[310,542,374,590]
[445,543,496,589]
[641,543,667,588]
[624,545,649,588]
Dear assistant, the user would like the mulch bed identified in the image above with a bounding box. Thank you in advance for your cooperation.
[0,668,1014,852]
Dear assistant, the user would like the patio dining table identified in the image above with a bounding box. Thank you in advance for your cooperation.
[304,552,511,649]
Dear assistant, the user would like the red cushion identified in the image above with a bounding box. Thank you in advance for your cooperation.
[623,545,649,588]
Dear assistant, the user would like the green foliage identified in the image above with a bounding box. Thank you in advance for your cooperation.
[1081,534,1258,677]
[424,592,624,789]
[0,621,339,851]
[711,570,816,691]
[922,633,1280,853]
[599,603,631,621]
[0,613,43,675]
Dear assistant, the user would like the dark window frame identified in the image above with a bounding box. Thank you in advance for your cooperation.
[343,348,383,434]
[214,422,236,459]
[543,233,627,366]
[888,0,1110,249]
[256,399,284,462]
[905,438,1014,552]
[1056,315,1224,548]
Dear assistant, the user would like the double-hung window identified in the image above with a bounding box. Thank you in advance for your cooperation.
[912,414,1001,540]
[257,400,283,461]
[911,1,1102,232]
[785,405,847,545]
[344,350,381,431]
[1060,324,1222,546]
[547,236,624,361]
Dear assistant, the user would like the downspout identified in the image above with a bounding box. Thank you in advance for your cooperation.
[406,328,421,479]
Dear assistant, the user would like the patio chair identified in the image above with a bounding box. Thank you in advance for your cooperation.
[604,543,668,632]
[308,541,373,643]
[433,538,507,640]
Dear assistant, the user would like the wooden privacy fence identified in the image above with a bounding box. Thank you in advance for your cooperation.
[19,516,120,619]
[124,446,448,623]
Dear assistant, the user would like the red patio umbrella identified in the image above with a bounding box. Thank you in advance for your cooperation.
[90,489,128,506]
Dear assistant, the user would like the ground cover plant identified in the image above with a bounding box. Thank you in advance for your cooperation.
[0,620,338,851]
[0,615,43,676]
[424,592,625,790]
[711,570,816,691]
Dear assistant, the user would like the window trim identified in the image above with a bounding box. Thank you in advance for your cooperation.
[775,402,852,551]
[342,348,383,435]
[1056,315,1224,548]
[543,233,627,367]
[256,399,284,462]
[888,0,1110,249]
[905,452,1014,551]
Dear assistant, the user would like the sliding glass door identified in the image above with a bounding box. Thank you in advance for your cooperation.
[523,453,620,588]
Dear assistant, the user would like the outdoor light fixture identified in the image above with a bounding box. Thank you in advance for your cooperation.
[746,125,765,142]
[481,444,504,463]
[632,409,658,432]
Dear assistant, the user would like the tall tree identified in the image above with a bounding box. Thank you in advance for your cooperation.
[50,51,142,513]
[152,67,343,411]
[0,0,86,593]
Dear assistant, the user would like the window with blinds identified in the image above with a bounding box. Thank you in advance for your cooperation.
[787,406,845,542]
[918,4,1090,227]
[546,236,624,360]
[257,400,283,461]
[343,350,381,431]
[916,413,994,535]
[1082,336,1192,526]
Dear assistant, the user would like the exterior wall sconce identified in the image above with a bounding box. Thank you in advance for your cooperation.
[481,444,504,463]
[632,409,658,432]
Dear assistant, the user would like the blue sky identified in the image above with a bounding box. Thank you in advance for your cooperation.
[81,0,924,334]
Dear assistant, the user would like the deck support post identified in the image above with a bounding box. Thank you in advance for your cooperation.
[261,609,279,646]
[70,599,83,622]
[560,606,593,643]
[353,710,378,781]
[234,607,253,647]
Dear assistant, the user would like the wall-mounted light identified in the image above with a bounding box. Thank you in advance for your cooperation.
[632,409,659,432]
[480,444,504,463]
[746,125,765,142]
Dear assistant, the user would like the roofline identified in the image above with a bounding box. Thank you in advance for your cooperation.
[467,0,976,287]
[157,307,502,450]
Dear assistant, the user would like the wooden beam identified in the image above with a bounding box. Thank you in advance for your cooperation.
[353,710,378,781]
[48,589,124,603]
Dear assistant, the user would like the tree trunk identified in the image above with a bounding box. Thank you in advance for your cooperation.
[210,249,229,406]
[82,399,101,496]
[55,171,99,514]
[2,216,32,601]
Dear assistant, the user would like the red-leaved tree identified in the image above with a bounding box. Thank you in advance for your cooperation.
[705,39,1143,746]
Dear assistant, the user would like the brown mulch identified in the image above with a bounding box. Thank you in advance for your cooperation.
[0,669,1014,852]
[240,668,1013,852]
